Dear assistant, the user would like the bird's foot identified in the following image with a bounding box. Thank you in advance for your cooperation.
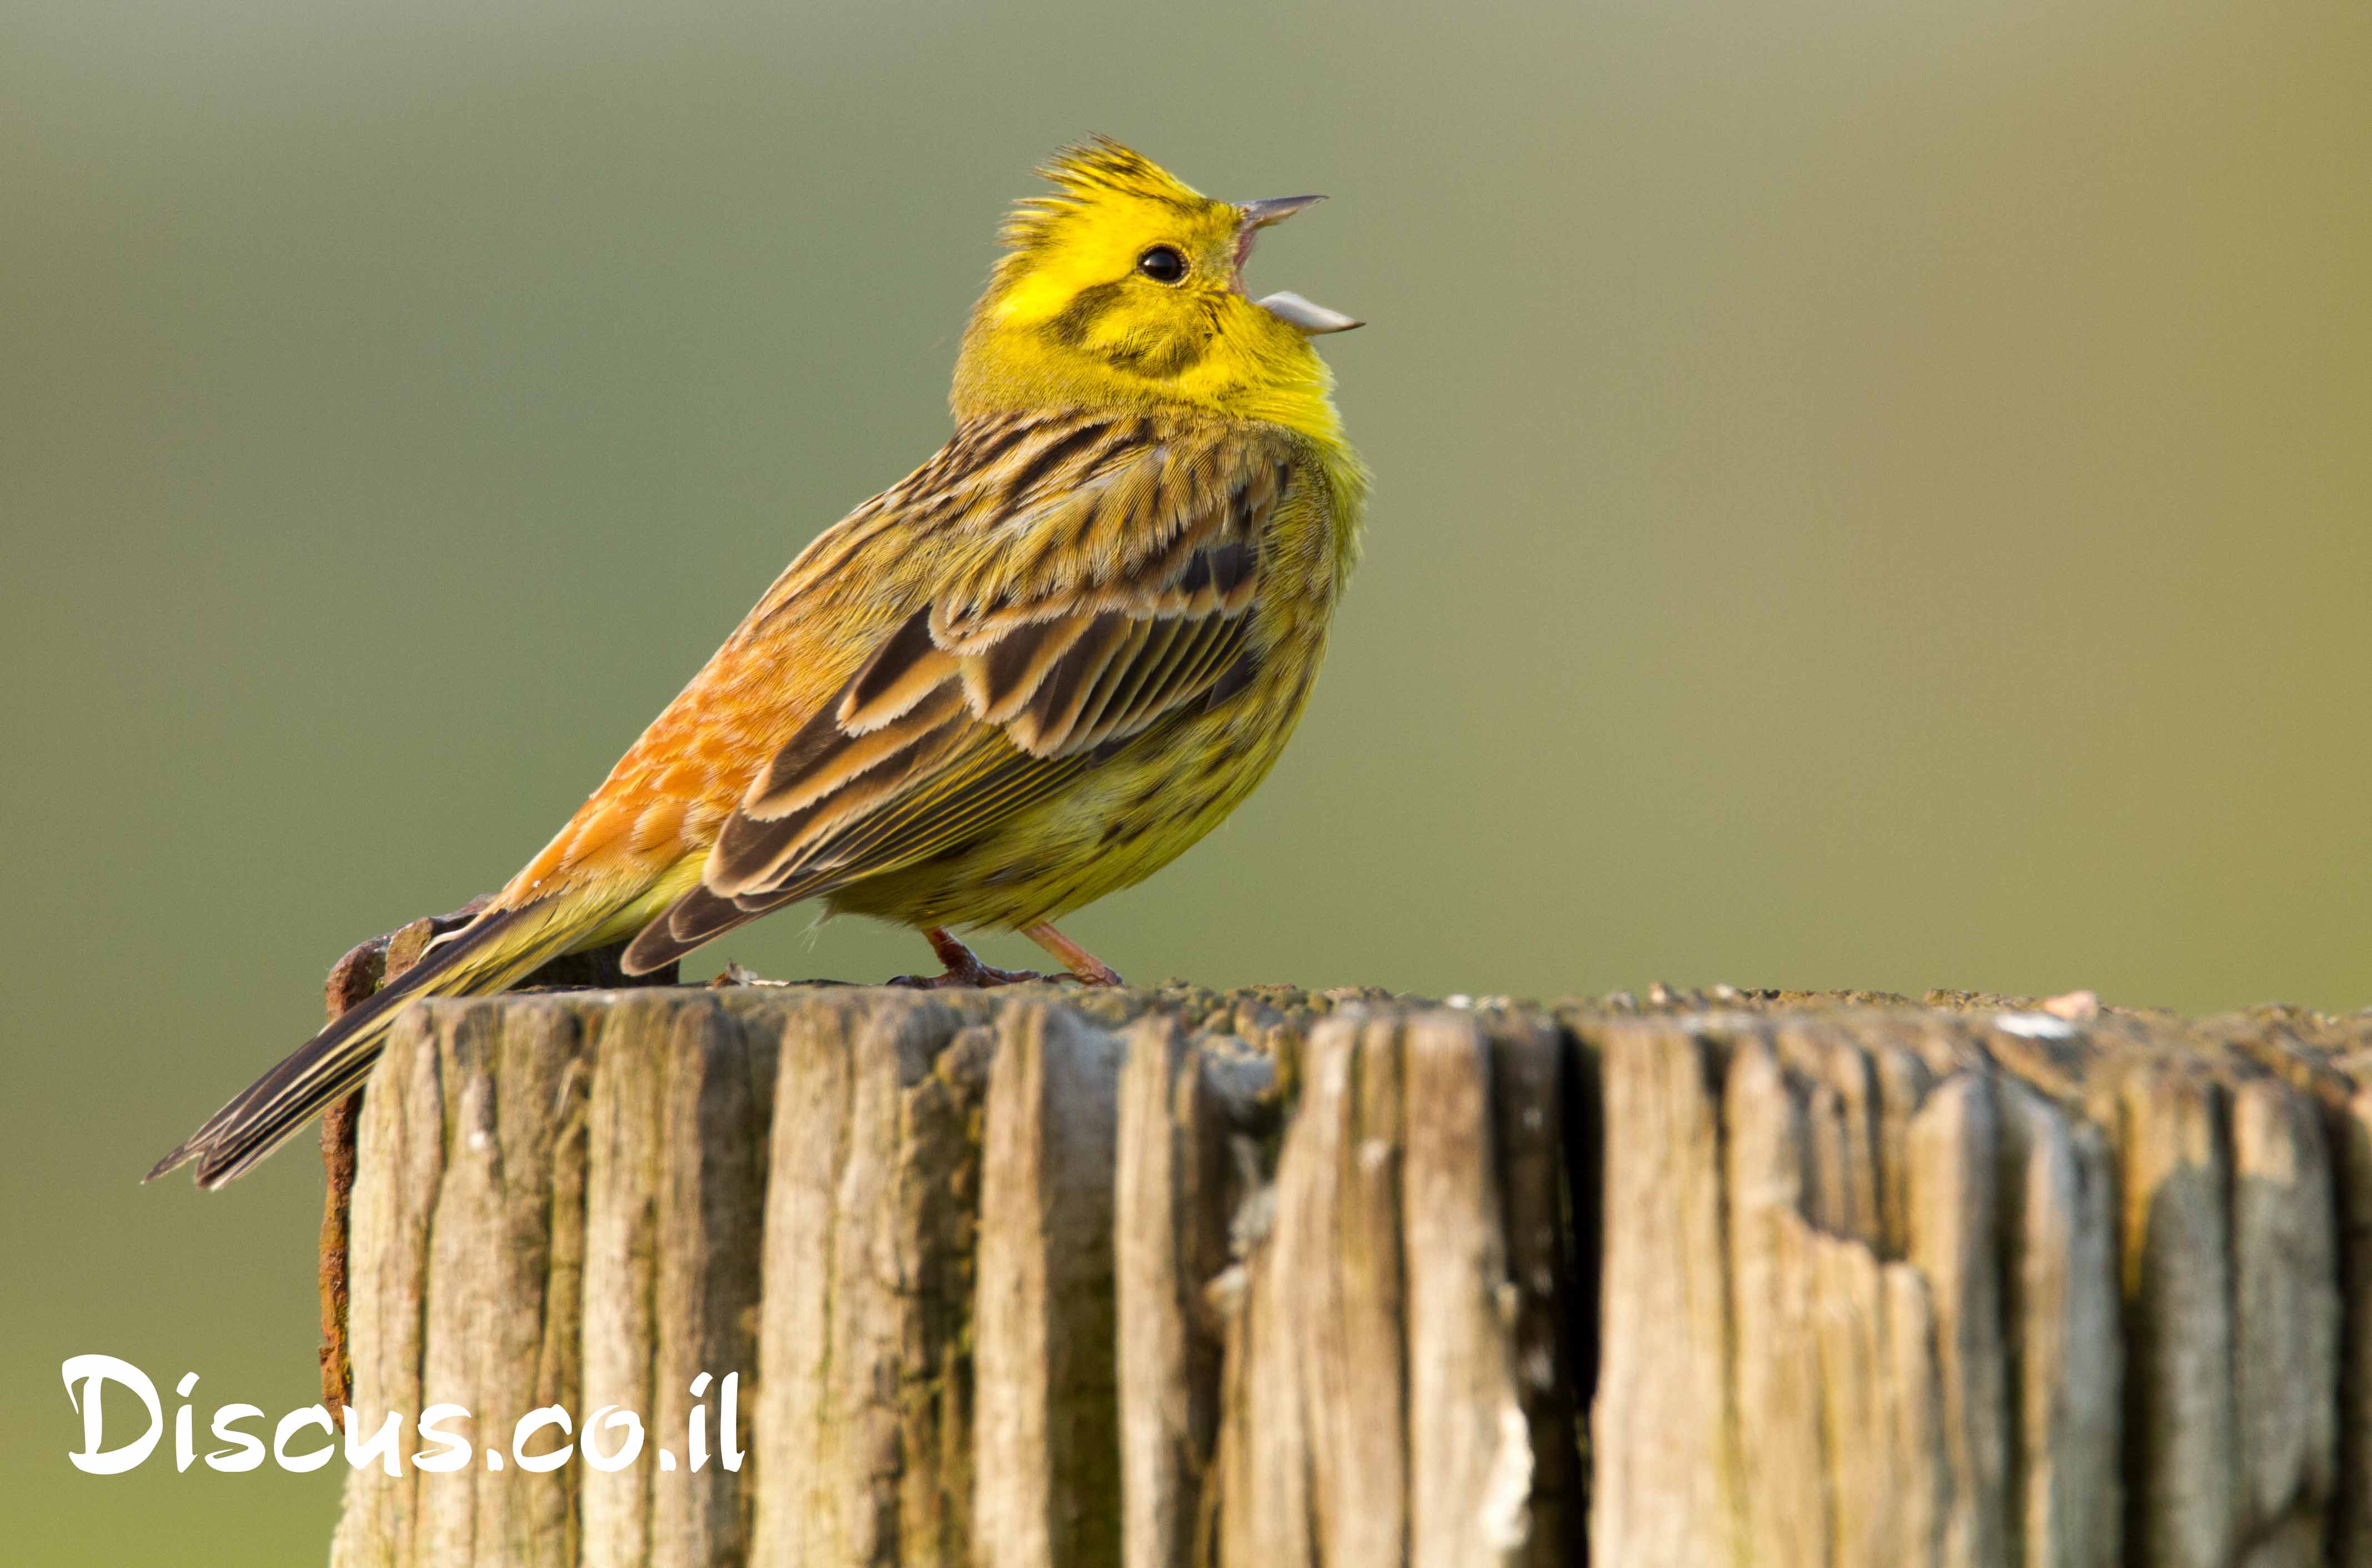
[888,924,1129,989]
[888,928,1058,989]
[886,961,1055,989]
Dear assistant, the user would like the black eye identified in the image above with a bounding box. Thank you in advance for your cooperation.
[1136,245,1187,284]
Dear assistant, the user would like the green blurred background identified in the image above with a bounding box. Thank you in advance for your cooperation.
[4,0,2368,1555]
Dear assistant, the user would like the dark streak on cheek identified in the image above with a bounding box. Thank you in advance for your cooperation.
[1045,279,1131,348]
[1104,336,1208,380]
[1045,277,1211,381]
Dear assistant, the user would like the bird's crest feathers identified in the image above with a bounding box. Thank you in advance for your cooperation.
[999,136,1207,254]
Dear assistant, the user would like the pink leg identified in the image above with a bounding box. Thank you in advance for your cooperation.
[1023,921,1126,987]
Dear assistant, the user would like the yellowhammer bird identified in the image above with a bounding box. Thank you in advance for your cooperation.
[150,137,1366,1188]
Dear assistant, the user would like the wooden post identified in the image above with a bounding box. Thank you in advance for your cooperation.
[322,983,2372,1568]
[1589,993,2366,1568]
[312,905,676,1418]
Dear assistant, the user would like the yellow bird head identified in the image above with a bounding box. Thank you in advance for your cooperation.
[953,137,1360,436]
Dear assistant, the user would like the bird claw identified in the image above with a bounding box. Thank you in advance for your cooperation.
[888,925,1110,989]
[886,960,1058,990]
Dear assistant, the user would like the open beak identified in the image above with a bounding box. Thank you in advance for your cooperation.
[1234,194,1364,335]
[1240,194,1328,230]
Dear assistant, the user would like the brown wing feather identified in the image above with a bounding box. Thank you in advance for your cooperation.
[838,609,958,731]
[619,416,1295,974]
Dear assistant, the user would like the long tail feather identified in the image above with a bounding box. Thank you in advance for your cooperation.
[147,900,565,1188]
[620,882,794,976]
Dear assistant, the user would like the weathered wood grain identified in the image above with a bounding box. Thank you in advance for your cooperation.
[1488,1012,1588,1568]
[2336,1089,2372,1568]
[1113,1014,1259,1568]
[315,922,677,1423]
[1400,1013,1526,1568]
[974,1002,1128,1568]
[745,990,988,1568]
[1583,994,2372,1568]
[1589,1020,1736,1567]
[326,983,2372,1568]
[1996,1082,2121,1568]
[331,995,596,1568]
[1209,1009,1409,1566]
